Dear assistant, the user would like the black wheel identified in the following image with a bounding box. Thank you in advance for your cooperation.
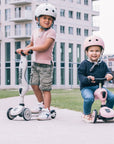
[22,108,31,121]
[50,110,56,119]
[7,108,16,120]
[92,109,97,123]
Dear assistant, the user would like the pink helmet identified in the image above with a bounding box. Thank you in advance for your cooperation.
[84,35,105,51]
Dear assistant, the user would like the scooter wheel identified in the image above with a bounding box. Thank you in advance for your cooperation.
[22,108,31,121]
[92,109,97,123]
[50,110,56,119]
[7,108,16,120]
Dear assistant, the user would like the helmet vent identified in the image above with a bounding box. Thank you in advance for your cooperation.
[52,10,55,12]
[89,40,91,42]
[45,8,48,11]
[96,39,98,41]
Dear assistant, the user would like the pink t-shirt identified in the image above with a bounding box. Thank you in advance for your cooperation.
[31,28,56,65]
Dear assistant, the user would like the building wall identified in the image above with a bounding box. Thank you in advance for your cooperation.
[0,0,99,89]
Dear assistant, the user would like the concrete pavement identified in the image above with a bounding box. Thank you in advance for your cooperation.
[0,95,114,144]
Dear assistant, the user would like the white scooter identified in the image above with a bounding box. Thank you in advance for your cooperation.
[7,50,33,121]
[7,50,56,121]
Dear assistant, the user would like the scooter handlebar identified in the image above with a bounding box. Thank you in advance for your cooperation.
[15,50,33,56]
[94,78,107,82]
[88,77,107,83]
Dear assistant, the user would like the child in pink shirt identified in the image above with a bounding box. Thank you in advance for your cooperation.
[16,3,57,120]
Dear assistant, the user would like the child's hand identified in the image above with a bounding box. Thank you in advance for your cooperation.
[23,47,33,55]
[105,74,113,81]
[87,76,95,83]
[16,48,24,55]
[23,49,30,55]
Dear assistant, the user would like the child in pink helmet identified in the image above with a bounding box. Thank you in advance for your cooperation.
[16,3,57,120]
[78,35,114,123]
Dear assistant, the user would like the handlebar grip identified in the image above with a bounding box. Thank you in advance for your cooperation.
[21,51,26,56]
[28,50,33,54]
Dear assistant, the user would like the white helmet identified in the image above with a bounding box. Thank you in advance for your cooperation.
[35,3,57,20]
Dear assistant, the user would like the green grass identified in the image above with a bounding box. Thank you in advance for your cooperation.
[0,88,114,113]
[0,89,34,99]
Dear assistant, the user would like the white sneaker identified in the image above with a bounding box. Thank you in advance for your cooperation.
[31,102,44,114]
[37,108,51,121]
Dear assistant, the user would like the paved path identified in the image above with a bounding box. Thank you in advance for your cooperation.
[0,95,114,144]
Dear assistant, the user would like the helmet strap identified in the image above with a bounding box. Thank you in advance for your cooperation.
[87,58,102,72]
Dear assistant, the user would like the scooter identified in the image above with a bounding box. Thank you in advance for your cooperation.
[7,50,56,121]
[7,50,33,121]
[92,78,114,123]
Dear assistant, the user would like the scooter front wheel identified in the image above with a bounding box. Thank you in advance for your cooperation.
[92,109,97,123]
[22,108,31,121]
[7,108,17,120]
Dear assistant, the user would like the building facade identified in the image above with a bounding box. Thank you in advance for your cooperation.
[0,0,99,89]
[102,55,114,84]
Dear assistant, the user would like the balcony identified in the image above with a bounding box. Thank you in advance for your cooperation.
[92,26,99,32]
[10,10,32,22]
[92,10,99,16]
[10,35,31,39]
[10,0,32,5]
[92,4,99,16]
[9,28,31,40]
[92,20,99,31]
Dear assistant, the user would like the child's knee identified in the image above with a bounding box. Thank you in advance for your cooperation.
[85,97,94,104]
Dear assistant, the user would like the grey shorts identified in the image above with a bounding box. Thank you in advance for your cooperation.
[30,62,53,91]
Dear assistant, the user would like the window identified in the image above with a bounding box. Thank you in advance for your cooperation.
[60,9,65,17]
[68,0,73,2]
[60,42,65,85]
[5,25,10,37]
[15,7,21,18]
[25,40,31,84]
[53,24,57,32]
[0,43,1,85]
[5,9,11,21]
[77,44,81,63]
[25,23,31,36]
[76,28,81,36]
[0,10,1,23]
[5,43,11,85]
[15,24,21,36]
[68,27,73,35]
[76,12,81,20]
[52,43,56,85]
[69,43,73,85]
[25,6,32,18]
[76,44,81,85]
[15,42,21,85]
[109,62,112,66]
[77,0,81,4]
[61,43,65,62]
[84,0,88,5]
[5,0,10,4]
[68,11,73,18]
[84,13,88,21]
[60,25,65,33]
[84,29,89,36]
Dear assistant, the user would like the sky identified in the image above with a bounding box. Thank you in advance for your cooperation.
[93,0,114,55]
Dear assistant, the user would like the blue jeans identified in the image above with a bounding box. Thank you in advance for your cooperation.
[81,86,114,115]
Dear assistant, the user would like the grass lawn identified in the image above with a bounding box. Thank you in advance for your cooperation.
[0,88,114,113]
